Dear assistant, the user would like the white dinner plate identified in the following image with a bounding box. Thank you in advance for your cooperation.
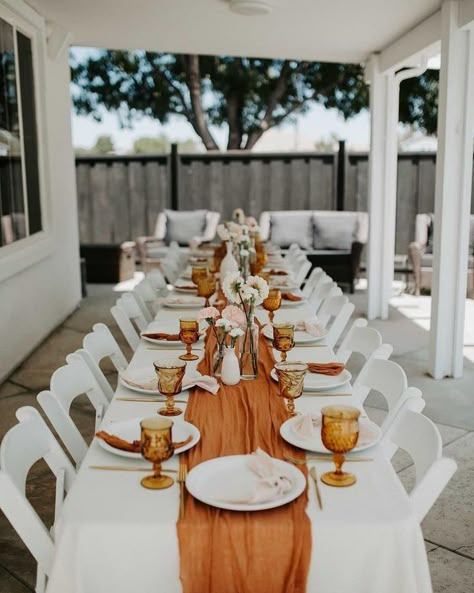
[280,415,382,453]
[140,332,203,346]
[185,455,306,512]
[120,368,200,395]
[262,323,328,344]
[97,419,200,459]
[173,285,197,294]
[270,367,352,392]
[280,298,305,308]
[163,297,205,309]
[271,282,300,291]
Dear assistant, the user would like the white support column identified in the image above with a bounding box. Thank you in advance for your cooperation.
[366,55,397,320]
[429,1,474,378]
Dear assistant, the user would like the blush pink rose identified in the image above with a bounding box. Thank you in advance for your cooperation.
[197,306,220,322]
[222,305,246,327]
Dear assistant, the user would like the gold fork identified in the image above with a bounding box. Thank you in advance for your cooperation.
[309,467,323,510]
[178,461,187,518]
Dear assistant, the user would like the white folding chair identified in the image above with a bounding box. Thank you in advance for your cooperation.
[0,406,76,593]
[382,406,457,522]
[111,293,148,351]
[308,278,340,313]
[302,267,324,297]
[354,358,424,432]
[317,294,354,348]
[37,354,110,467]
[146,268,168,294]
[77,323,129,402]
[134,278,159,319]
[293,255,312,287]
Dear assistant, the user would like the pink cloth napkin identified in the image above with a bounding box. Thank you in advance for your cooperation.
[292,413,377,447]
[121,371,219,394]
[295,319,324,337]
[218,448,293,504]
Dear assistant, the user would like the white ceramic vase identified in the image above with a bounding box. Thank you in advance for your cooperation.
[221,346,241,386]
[220,241,239,279]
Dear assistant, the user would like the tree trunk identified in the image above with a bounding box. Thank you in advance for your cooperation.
[183,55,219,151]
[227,94,243,150]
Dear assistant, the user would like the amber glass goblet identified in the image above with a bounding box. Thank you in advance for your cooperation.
[154,359,186,416]
[262,288,282,323]
[272,323,295,362]
[191,265,208,287]
[250,260,263,276]
[275,361,308,417]
[178,318,199,361]
[140,417,175,489]
[196,274,216,307]
[321,406,360,487]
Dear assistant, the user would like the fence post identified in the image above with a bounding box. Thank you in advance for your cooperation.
[170,143,178,210]
[336,140,346,211]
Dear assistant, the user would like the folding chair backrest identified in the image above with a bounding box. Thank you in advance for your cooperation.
[147,269,168,292]
[382,407,457,521]
[318,295,354,348]
[0,407,76,584]
[117,293,148,332]
[336,320,378,364]
[302,267,324,297]
[111,304,140,351]
[38,355,110,466]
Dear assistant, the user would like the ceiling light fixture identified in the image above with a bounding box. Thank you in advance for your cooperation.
[229,1,273,16]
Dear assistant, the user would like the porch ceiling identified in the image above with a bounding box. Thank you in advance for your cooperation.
[27,0,442,63]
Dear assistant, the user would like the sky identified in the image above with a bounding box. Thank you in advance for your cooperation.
[70,47,438,154]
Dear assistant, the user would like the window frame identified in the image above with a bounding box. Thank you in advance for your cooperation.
[0,0,53,282]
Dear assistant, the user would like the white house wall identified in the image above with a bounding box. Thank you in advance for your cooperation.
[0,4,80,381]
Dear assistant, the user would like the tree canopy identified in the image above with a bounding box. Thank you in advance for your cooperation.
[71,51,439,151]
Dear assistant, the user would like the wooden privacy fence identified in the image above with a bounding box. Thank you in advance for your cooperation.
[75,149,474,254]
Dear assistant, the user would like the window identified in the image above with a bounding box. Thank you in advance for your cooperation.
[0,15,41,247]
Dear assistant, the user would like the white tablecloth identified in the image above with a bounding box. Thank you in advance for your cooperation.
[46,299,432,593]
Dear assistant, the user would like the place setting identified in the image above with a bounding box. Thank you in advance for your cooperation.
[140,318,205,352]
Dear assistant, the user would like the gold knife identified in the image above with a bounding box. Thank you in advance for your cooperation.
[89,465,177,473]
[309,467,323,510]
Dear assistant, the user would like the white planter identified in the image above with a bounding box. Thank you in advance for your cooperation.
[220,241,239,279]
[221,346,240,386]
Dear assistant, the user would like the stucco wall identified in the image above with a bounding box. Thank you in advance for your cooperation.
[0,13,81,381]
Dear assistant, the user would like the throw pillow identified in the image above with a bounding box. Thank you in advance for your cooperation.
[313,213,357,250]
[270,211,313,249]
[164,209,207,246]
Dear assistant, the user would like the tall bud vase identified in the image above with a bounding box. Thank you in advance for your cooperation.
[220,241,239,279]
[221,346,240,385]
[238,320,259,380]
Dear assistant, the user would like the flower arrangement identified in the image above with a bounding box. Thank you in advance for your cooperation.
[222,273,269,378]
[197,305,245,374]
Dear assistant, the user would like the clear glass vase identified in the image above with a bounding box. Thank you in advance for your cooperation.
[238,322,259,380]
[212,343,224,377]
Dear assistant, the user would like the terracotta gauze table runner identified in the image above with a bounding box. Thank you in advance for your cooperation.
[177,328,312,593]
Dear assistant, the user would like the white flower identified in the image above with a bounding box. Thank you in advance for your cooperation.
[240,285,259,302]
[241,224,249,234]
[246,275,269,300]
[227,221,242,236]
[217,223,231,241]
[229,327,244,338]
[216,318,234,332]
[222,271,244,303]
[233,208,245,223]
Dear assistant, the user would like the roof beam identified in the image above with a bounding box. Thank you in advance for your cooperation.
[378,10,441,73]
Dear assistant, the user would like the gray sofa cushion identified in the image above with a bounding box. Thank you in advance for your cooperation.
[421,253,474,269]
[164,209,207,245]
[270,211,313,249]
[313,212,358,250]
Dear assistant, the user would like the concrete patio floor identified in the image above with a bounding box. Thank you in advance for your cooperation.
[0,284,472,592]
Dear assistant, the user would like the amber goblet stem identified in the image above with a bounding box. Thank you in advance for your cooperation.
[333,453,345,475]
[286,398,296,417]
[280,351,287,362]
[152,461,163,479]
[205,297,210,307]
[166,396,176,415]
[269,311,275,323]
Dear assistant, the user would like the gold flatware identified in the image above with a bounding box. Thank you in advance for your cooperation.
[309,467,323,510]
[89,465,177,473]
[285,453,373,465]
[178,461,187,518]
[295,344,327,348]
[117,397,188,403]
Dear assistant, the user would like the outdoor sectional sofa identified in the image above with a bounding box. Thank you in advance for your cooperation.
[259,210,368,292]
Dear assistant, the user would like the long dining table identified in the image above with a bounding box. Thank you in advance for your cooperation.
[45,275,433,593]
